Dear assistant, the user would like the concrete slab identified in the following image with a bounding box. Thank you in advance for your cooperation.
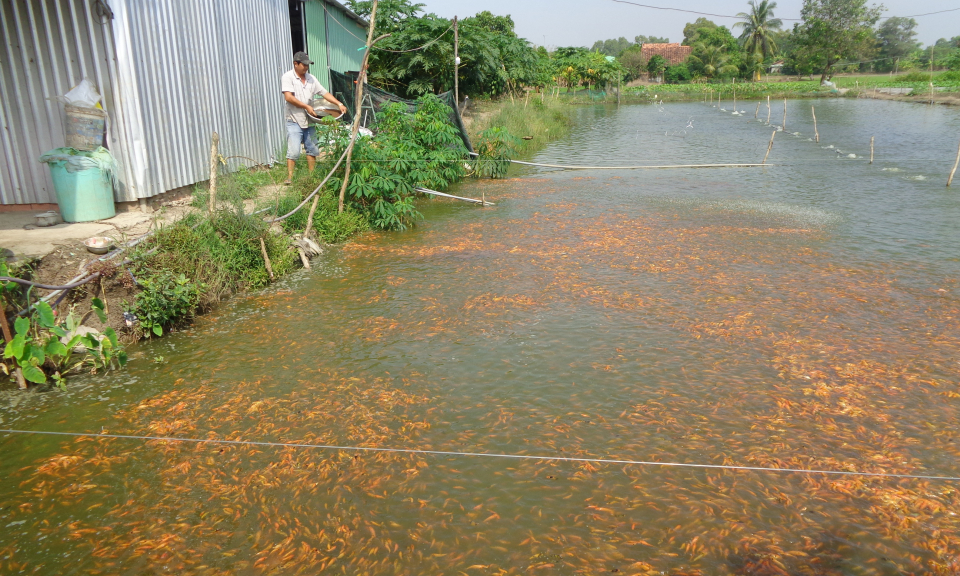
[0,206,195,260]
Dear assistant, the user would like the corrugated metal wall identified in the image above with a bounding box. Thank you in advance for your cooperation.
[110,0,291,200]
[0,0,119,205]
[303,0,330,89]
[1,0,366,206]
[303,0,365,95]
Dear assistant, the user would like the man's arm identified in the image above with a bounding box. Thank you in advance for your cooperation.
[283,91,316,117]
[322,92,348,115]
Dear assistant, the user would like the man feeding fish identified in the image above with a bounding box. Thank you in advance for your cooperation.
[281,51,347,185]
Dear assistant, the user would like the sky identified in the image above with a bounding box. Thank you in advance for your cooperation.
[416,0,958,47]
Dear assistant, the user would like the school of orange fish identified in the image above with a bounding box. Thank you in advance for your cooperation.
[2,177,959,575]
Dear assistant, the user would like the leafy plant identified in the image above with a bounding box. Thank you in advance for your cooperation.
[473,127,521,179]
[2,299,127,388]
[126,272,203,337]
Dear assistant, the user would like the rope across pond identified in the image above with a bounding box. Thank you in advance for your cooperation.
[2,428,958,483]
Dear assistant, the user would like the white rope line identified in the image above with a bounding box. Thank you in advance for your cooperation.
[415,186,493,205]
[465,154,770,171]
[2,429,958,482]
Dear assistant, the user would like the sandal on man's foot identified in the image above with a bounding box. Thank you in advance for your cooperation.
[283,180,292,186]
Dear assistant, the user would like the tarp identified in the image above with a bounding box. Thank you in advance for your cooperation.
[329,70,473,153]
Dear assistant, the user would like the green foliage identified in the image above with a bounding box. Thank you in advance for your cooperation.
[553,48,625,89]
[2,300,127,388]
[664,64,692,84]
[734,0,784,79]
[647,55,668,78]
[591,37,633,57]
[473,127,520,179]
[350,1,541,99]
[126,272,202,338]
[792,0,883,81]
[876,17,921,72]
[317,94,468,230]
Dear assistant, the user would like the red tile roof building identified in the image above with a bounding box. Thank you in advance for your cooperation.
[640,43,693,67]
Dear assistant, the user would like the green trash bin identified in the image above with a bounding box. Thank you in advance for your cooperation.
[39,147,117,222]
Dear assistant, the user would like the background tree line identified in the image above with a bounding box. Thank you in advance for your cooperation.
[346,0,959,100]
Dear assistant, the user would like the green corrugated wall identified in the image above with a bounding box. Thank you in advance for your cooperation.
[303,1,367,94]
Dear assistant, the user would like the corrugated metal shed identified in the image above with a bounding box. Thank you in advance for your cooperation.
[109,0,291,200]
[1,0,298,206]
[303,0,366,95]
[0,0,119,205]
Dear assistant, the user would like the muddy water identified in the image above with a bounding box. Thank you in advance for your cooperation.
[2,99,960,575]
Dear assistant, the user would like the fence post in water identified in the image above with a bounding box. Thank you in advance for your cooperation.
[755,102,760,119]
[811,106,819,143]
[762,131,776,164]
[766,96,771,123]
[782,99,787,131]
[259,238,275,281]
[208,132,219,215]
[870,136,875,164]
[948,139,960,188]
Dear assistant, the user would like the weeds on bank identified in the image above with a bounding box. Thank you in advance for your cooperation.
[468,96,574,155]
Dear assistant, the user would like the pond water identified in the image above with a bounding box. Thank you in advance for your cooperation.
[2,99,960,575]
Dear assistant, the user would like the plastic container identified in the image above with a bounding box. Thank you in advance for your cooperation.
[65,105,106,151]
[46,160,115,222]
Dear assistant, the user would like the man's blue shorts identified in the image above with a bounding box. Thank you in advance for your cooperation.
[286,121,320,160]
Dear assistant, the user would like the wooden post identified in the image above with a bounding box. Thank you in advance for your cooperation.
[755,102,760,119]
[766,95,771,123]
[811,106,819,143]
[339,0,383,214]
[782,98,787,131]
[733,78,736,111]
[762,131,776,164]
[208,132,219,215]
[259,238,275,281]
[870,136,875,164]
[304,195,320,239]
[948,139,960,188]
[617,71,621,106]
[0,307,11,343]
[453,16,459,112]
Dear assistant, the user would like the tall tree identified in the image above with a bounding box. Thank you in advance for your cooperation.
[683,18,717,46]
[792,0,883,83]
[876,17,920,72]
[734,0,783,80]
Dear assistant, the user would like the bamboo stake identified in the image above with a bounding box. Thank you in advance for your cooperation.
[0,307,11,343]
[733,79,736,111]
[298,247,311,269]
[766,95,771,123]
[453,15,459,112]
[208,132,219,215]
[259,238,275,281]
[811,106,819,143]
[755,102,760,119]
[304,195,320,239]
[870,136,875,164]
[948,139,960,188]
[338,0,385,214]
[782,98,787,131]
[762,131,776,165]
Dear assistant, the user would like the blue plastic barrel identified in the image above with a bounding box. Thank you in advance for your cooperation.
[46,161,115,222]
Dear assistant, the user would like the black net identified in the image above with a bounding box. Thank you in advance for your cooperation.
[329,70,473,153]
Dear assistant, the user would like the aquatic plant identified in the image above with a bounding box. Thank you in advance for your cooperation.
[124,272,203,338]
[2,298,127,388]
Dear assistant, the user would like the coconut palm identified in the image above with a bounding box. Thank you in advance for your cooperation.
[688,44,740,79]
[734,0,783,80]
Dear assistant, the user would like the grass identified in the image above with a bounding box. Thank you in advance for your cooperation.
[466,95,576,156]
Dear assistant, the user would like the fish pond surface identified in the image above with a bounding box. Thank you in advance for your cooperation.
[2,99,960,575]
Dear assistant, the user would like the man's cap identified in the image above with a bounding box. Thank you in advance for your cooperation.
[293,51,314,65]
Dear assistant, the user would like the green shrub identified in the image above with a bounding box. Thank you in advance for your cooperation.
[664,64,692,84]
[473,127,521,179]
[126,271,203,337]
[896,71,933,82]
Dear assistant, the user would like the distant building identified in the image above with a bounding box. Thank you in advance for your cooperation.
[768,60,785,74]
[641,43,693,67]
[638,43,693,82]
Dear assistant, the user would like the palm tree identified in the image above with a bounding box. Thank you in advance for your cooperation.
[734,0,783,80]
[689,44,739,79]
